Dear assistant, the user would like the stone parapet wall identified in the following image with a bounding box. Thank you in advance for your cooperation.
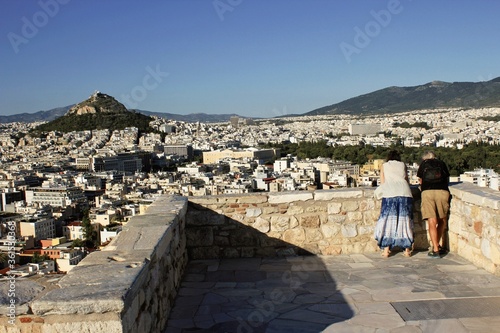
[0,195,188,333]
[186,187,428,259]
[448,182,500,275]
[2,183,498,332]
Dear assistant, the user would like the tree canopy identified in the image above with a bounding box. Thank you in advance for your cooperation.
[261,141,500,175]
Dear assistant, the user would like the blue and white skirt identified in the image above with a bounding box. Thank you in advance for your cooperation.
[374,196,414,249]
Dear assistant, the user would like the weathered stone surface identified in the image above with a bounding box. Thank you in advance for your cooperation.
[186,210,225,226]
[270,215,290,232]
[15,182,500,332]
[229,229,259,247]
[283,228,306,244]
[253,217,270,233]
[327,202,342,214]
[245,207,262,218]
[299,214,320,228]
[341,224,358,238]
[0,280,44,316]
[342,201,359,212]
[186,227,214,246]
[268,192,313,204]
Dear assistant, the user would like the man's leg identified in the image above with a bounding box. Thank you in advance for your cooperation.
[427,217,439,252]
[437,217,448,249]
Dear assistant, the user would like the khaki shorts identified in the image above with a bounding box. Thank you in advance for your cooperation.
[421,190,450,220]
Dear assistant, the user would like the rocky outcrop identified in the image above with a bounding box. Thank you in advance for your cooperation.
[66,91,128,116]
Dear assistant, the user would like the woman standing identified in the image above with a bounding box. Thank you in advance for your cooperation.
[374,150,414,257]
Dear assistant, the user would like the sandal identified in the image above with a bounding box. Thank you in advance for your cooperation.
[403,249,412,257]
[381,248,391,257]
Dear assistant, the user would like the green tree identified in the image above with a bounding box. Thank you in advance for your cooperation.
[32,252,49,263]
[0,251,8,264]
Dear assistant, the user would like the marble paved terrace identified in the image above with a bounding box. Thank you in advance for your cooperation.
[165,251,500,333]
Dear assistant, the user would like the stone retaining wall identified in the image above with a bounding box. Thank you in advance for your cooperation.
[2,183,499,332]
[448,182,500,275]
[186,187,428,258]
[0,195,188,333]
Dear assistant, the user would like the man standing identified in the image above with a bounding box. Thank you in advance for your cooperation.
[417,151,450,258]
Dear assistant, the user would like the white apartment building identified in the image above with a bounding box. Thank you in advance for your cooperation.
[348,123,382,136]
[57,249,85,272]
[19,218,56,242]
[273,159,290,173]
[460,169,499,191]
[25,186,87,208]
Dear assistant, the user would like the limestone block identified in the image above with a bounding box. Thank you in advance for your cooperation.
[241,247,255,257]
[246,207,262,218]
[227,213,246,223]
[481,238,491,259]
[359,200,375,211]
[341,224,358,238]
[448,232,459,252]
[282,228,306,244]
[214,235,230,246]
[268,192,313,204]
[0,280,44,316]
[305,204,327,213]
[259,232,286,247]
[484,224,497,240]
[305,228,323,242]
[254,217,271,233]
[330,189,364,199]
[301,243,320,254]
[342,201,359,212]
[223,248,240,258]
[189,246,220,259]
[229,228,259,246]
[236,195,268,204]
[321,245,343,255]
[290,216,299,228]
[448,214,462,233]
[262,206,279,214]
[346,211,363,222]
[320,224,340,238]
[490,243,500,265]
[327,215,346,224]
[327,202,342,215]
[313,191,337,201]
[364,210,379,224]
[358,225,374,235]
[270,215,290,232]
[298,214,320,228]
[287,204,305,215]
[187,196,218,206]
[186,210,225,226]
[223,196,250,204]
[186,227,214,246]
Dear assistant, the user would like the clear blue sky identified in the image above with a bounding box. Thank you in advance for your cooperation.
[1,0,499,118]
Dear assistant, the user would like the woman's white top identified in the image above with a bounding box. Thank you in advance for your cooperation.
[377,160,412,198]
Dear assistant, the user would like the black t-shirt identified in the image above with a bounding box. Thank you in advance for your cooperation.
[417,158,450,191]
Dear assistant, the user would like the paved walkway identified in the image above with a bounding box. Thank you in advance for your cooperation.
[164,251,500,333]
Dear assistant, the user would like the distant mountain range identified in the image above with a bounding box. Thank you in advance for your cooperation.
[305,77,500,116]
[2,77,500,124]
[0,104,243,124]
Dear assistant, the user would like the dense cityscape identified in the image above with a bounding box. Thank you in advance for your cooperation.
[0,104,499,276]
